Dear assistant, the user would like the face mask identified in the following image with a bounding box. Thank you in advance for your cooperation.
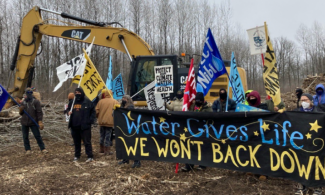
[176,94,183,99]
[220,93,227,100]
[122,100,127,106]
[317,90,323,95]
[195,101,203,107]
[75,94,82,101]
[302,101,310,109]
[250,99,257,105]
[26,92,33,101]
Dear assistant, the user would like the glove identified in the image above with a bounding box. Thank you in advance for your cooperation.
[19,106,25,115]
[38,121,44,130]
[114,104,121,110]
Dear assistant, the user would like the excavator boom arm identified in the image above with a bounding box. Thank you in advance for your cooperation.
[9,6,154,99]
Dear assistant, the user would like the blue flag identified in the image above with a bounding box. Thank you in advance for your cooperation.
[106,56,113,90]
[235,103,268,112]
[228,52,245,103]
[0,85,9,111]
[197,28,227,96]
[113,73,125,100]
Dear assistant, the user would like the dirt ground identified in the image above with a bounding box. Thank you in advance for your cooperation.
[0,125,306,195]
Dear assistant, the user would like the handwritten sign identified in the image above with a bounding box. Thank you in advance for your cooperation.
[154,65,173,94]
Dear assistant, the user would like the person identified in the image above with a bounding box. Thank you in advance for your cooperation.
[212,88,237,112]
[244,90,253,105]
[19,87,47,154]
[181,92,212,172]
[165,90,183,111]
[95,89,118,155]
[294,93,322,195]
[313,84,325,112]
[265,97,285,112]
[295,88,303,109]
[64,93,75,146]
[118,95,141,168]
[246,91,268,110]
[67,88,95,162]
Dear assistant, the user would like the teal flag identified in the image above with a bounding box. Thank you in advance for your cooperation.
[106,56,113,90]
[235,103,268,112]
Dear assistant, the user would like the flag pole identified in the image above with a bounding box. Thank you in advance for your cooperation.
[8,94,39,128]
[69,49,87,113]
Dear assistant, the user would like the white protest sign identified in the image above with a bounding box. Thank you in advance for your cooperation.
[247,26,267,55]
[154,65,173,94]
[64,104,69,122]
[144,82,170,110]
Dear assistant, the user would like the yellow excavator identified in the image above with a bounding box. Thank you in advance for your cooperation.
[6,6,247,107]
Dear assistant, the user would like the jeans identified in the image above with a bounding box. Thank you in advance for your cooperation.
[21,125,45,151]
[71,127,93,158]
[100,126,112,147]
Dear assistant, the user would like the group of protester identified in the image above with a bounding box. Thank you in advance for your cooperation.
[17,83,325,194]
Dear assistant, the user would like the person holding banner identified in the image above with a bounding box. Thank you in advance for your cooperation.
[212,89,236,112]
[181,92,211,172]
[244,90,253,105]
[19,88,47,154]
[165,90,184,111]
[95,89,119,155]
[68,88,95,162]
[246,91,268,110]
[265,97,285,112]
[294,94,322,194]
[118,95,141,168]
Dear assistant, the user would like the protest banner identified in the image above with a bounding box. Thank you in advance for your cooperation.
[263,23,281,106]
[182,58,196,111]
[197,28,227,96]
[53,38,94,92]
[154,65,173,94]
[247,26,267,55]
[72,51,106,101]
[113,73,125,100]
[115,108,325,187]
[144,82,170,110]
[227,52,246,105]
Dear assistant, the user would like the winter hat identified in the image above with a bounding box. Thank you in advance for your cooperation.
[68,93,75,100]
[25,87,33,93]
[195,92,204,102]
[301,93,313,102]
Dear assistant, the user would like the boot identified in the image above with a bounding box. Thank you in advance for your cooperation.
[104,147,113,155]
[132,160,141,168]
[99,145,104,153]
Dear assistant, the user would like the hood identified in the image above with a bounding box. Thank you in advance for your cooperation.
[245,90,253,94]
[102,89,113,98]
[247,91,261,107]
[75,87,85,97]
[122,95,134,108]
[315,84,325,94]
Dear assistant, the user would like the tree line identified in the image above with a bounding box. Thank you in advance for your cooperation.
[0,0,322,100]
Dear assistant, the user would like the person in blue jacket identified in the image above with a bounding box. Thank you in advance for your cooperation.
[313,84,325,112]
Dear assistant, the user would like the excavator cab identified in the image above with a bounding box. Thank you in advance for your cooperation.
[129,55,179,106]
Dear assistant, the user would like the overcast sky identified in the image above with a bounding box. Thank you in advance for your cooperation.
[223,0,324,41]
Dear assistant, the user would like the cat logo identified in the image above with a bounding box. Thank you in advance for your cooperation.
[61,29,91,40]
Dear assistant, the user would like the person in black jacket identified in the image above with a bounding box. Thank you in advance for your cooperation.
[295,88,303,109]
[67,88,96,162]
[212,88,237,112]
